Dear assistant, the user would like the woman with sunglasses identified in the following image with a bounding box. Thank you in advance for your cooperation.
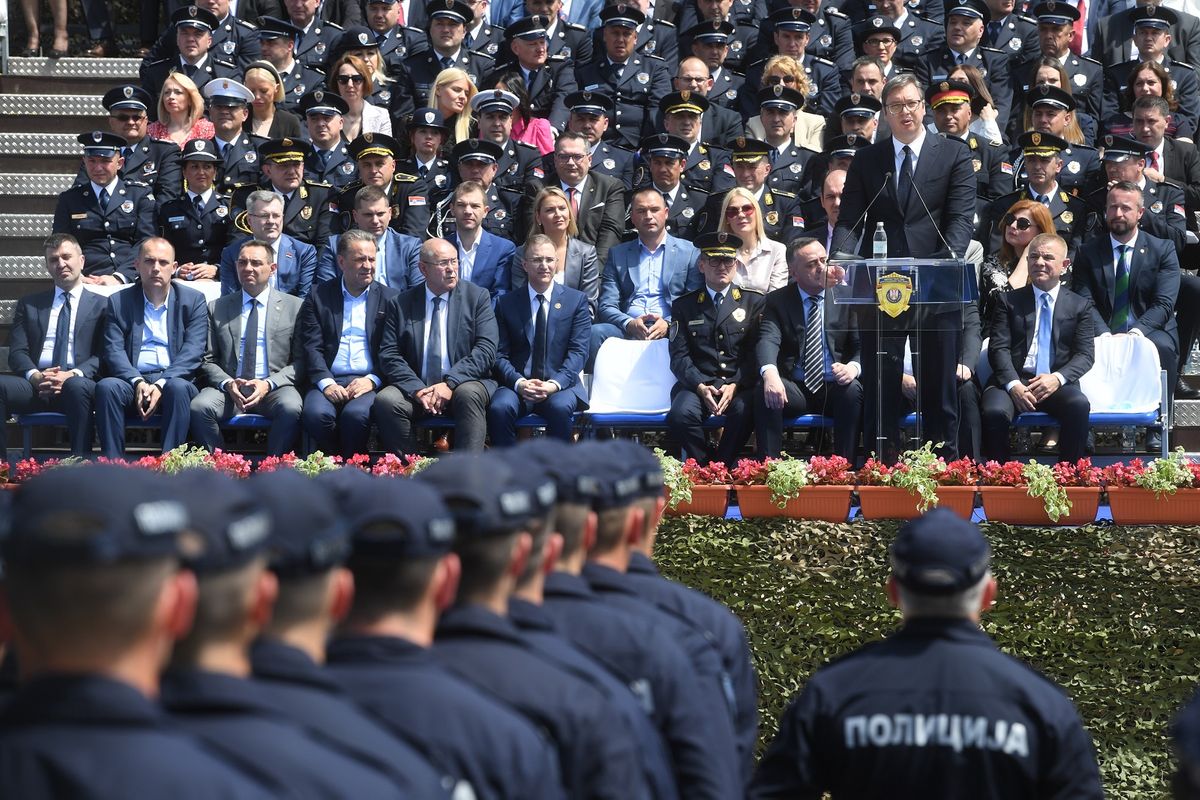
[745,56,825,152]
[716,187,788,294]
[980,199,1055,328]
[512,187,601,316]
[329,54,393,142]
[243,61,303,140]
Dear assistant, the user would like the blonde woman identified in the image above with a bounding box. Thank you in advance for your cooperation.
[243,61,302,139]
[328,53,392,141]
[429,67,477,148]
[147,71,213,148]
[718,187,787,294]
[512,187,600,315]
[746,56,824,151]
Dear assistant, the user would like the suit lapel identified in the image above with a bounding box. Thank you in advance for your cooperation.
[35,292,52,356]
[474,233,493,284]
[129,291,145,362]
[277,237,296,283]
[167,286,181,361]
[1128,240,1147,298]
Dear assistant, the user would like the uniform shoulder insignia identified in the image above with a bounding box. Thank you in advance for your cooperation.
[812,56,836,66]
[326,21,345,30]
[1060,190,1069,202]
[646,54,667,63]
[514,140,539,153]
[393,173,417,184]
[469,49,497,62]
[772,188,797,198]
[1079,54,1101,66]
[307,179,332,188]
[980,46,1004,55]
[547,53,569,62]
[1177,60,1198,69]
[745,57,768,70]
[826,7,848,17]
[215,59,237,68]
[655,19,676,28]
[311,66,327,75]
[564,20,586,30]
[1017,13,1037,23]
[236,18,257,29]
[147,57,170,66]
[739,287,764,296]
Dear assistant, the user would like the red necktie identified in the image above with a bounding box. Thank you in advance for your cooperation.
[568,187,579,215]
[1070,0,1086,55]
[1151,150,1161,171]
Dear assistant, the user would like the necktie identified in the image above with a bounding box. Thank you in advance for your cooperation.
[568,187,579,215]
[239,299,259,383]
[897,145,914,208]
[52,292,71,368]
[419,164,429,178]
[425,297,444,384]
[714,291,724,310]
[97,187,109,210]
[1035,292,1054,375]
[1150,150,1161,171]
[1112,245,1131,332]
[185,63,198,78]
[532,294,548,380]
[661,190,671,207]
[986,20,1000,44]
[123,146,132,160]
[1070,0,1086,55]
[320,149,332,166]
[803,295,824,394]
[193,193,205,213]
[955,52,966,65]
[528,68,539,87]
[440,55,452,70]
[613,61,624,79]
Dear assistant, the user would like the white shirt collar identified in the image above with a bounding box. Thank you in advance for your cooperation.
[91,177,120,195]
[893,127,927,161]
[1032,282,1061,305]
[528,283,552,303]
[1110,230,1140,252]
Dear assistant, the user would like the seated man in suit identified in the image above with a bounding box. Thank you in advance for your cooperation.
[543,132,626,266]
[755,237,862,461]
[666,232,765,467]
[1072,180,1180,449]
[317,186,422,291]
[982,233,1094,463]
[593,187,702,367]
[298,229,398,458]
[190,238,305,457]
[374,237,499,453]
[446,180,516,303]
[95,237,208,459]
[220,190,320,297]
[487,233,590,446]
[0,234,106,456]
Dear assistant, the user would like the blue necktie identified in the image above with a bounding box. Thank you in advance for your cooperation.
[97,187,109,210]
[897,145,913,208]
[1035,292,1053,375]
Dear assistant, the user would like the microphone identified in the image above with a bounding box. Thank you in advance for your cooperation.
[834,171,892,258]
[909,175,959,260]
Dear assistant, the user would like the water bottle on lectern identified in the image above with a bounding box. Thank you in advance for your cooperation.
[872,221,887,259]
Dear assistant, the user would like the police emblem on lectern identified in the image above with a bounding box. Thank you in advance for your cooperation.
[876,272,912,318]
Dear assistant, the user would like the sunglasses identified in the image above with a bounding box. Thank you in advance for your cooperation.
[337,74,366,85]
[765,75,798,85]
[113,113,145,122]
[725,203,756,218]
[1004,215,1034,230]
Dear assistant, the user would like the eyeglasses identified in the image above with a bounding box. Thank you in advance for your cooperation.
[113,113,146,122]
[423,257,459,269]
[1004,215,1034,230]
[885,100,923,114]
[725,203,756,218]
[248,212,283,221]
[864,37,896,46]
[555,152,589,162]
[527,256,557,266]
[706,256,737,267]
[765,75,798,85]
[337,74,366,85]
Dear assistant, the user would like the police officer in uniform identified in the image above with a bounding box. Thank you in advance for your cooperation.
[158,139,233,277]
[756,85,818,198]
[660,90,735,195]
[679,17,759,73]
[596,2,679,75]
[740,8,841,118]
[633,133,708,239]
[389,112,453,236]
[471,88,544,192]
[331,136,412,236]
[666,231,764,466]
[300,90,357,190]
[53,132,157,284]
[428,138,525,241]
[915,0,1013,130]
[142,6,241,103]
[137,0,261,77]
[288,4,344,70]
[257,17,327,115]
[689,23,748,110]
[365,0,429,70]
[749,0,851,71]
[232,138,334,250]
[202,79,262,196]
[700,136,803,240]
[490,14,578,131]
[1082,135,1189,252]
[981,0,1038,67]
[751,509,1105,799]
[82,85,183,208]
[1023,1,1103,122]
[986,131,1087,257]
[391,0,496,124]
[1012,84,1100,196]
[555,91,637,190]
[1103,6,1200,134]
[575,4,673,150]
[859,0,945,66]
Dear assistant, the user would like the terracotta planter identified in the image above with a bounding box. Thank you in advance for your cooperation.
[1106,487,1200,525]
[665,485,730,517]
[735,485,853,521]
[857,485,977,520]
[980,486,1100,526]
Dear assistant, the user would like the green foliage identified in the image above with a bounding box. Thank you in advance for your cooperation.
[765,457,811,508]
[889,442,944,511]
[1136,448,1197,497]
[654,448,692,509]
[1022,461,1071,522]
[654,516,1200,799]
[157,444,214,474]
[290,451,342,477]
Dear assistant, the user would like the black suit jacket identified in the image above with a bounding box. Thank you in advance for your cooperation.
[1071,231,1180,345]
[8,288,107,379]
[297,279,397,389]
[1163,137,1200,225]
[378,280,499,398]
[755,284,860,380]
[532,172,626,267]
[832,133,976,260]
[987,285,1095,389]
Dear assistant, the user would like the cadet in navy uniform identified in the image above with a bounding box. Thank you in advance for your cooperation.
[677,17,753,74]
[1082,135,1189,252]
[159,471,410,799]
[554,91,637,190]
[751,509,1105,799]
[658,90,735,196]
[472,88,545,192]
[633,133,708,240]
[257,17,328,115]
[0,466,272,800]
[53,132,157,284]
[246,471,454,799]
[1013,84,1100,196]
[202,79,262,196]
[686,22,749,109]
[575,4,673,150]
[589,2,678,74]
[491,14,579,131]
[300,90,358,190]
[365,0,429,69]
[740,8,841,118]
[984,131,1087,257]
[1102,6,1200,136]
[914,0,1013,130]
[324,476,568,799]
[138,0,261,76]
[390,0,496,124]
[82,85,183,208]
[1023,1,1102,122]
[427,138,526,241]
[525,0,591,62]
[981,0,1038,67]
[285,0,344,70]
[157,139,233,277]
[419,454,656,800]
[142,7,241,104]
[699,136,804,242]
[232,138,334,251]
[390,113,453,235]
[666,232,764,467]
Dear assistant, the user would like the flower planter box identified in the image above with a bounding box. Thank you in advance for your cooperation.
[665,485,731,517]
[1106,487,1200,525]
[735,485,853,521]
[857,485,977,520]
[980,486,1100,526]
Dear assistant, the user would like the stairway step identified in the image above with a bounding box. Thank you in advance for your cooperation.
[0,173,75,194]
[6,56,140,78]
[0,214,54,238]
[0,94,106,133]
[0,257,56,280]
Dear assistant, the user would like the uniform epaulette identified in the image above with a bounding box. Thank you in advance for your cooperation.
[1078,54,1101,66]
[215,59,237,68]
[826,7,848,18]
[772,188,796,198]
[235,18,257,29]
[305,179,332,188]
[739,286,765,296]
[809,56,836,67]
[1017,13,1037,23]
[514,140,539,153]
[1177,60,1198,69]
[563,20,586,30]
[394,172,419,182]
[326,21,345,31]
[650,18,676,29]
[147,57,170,67]
[547,53,569,62]
[646,54,668,63]
[469,48,497,61]
[745,57,768,70]
[980,46,1005,55]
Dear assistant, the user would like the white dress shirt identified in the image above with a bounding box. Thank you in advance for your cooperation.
[1010,283,1066,388]
[458,234,481,284]
[33,285,84,377]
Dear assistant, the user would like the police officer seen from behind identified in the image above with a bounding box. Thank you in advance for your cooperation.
[158,139,233,283]
[301,90,358,190]
[0,465,273,799]
[751,508,1105,799]
[666,231,764,467]
[202,79,261,196]
[53,131,157,284]
[88,85,183,207]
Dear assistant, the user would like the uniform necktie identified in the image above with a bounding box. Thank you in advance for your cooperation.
[440,55,452,70]
[320,149,332,166]
[1040,194,1050,207]
[713,290,724,310]
[613,61,624,79]
[986,20,1000,44]
[955,51,966,64]
[239,298,259,382]
[803,295,824,394]
[425,297,444,384]
[185,63,198,78]
[419,164,429,178]
[532,293,548,380]
[193,193,205,213]
[123,146,132,160]
[52,292,71,368]
[1112,245,1131,332]
[661,190,671,207]
[897,145,914,208]
[1036,292,1053,375]
[97,187,109,210]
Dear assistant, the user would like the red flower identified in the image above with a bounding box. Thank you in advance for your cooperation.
[1052,458,1103,487]
[255,452,299,473]
[682,459,733,485]
[731,458,773,485]
[344,453,372,471]
[1102,458,1145,488]
[978,460,1025,487]
[937,457,979,486]
[857,457,892,486]
[808,455,854,485]
[208,449,251,479]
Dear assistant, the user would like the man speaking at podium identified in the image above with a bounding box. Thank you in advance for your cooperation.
[832,74,977,461]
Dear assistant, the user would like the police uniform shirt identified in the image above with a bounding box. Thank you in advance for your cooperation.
[654,181,706,239]
[572,141,635,190]
[545,17,591,63]
[954,132,1012,231]
[213,135,261,194]
[52,178,157,281]
[105,135,183,205]
[235,181,332,248]
[890,9,946,62]
[982,12,1038,66]
[575,55,673,150]
[279,60,330,115]
[709,67,746,110]
[984,186,1086,257]
[142,55,240,102]
[466,19,504,58]
[493,138,545,192]
[801,54,841,116]
[158,186,233,265]
[293,18,344,70]
[919,46,1013,129]
[214,13,261,70]
[395,47,496,119]
[1031,53,1102,121]
[1010,142,1099,195]
[1083,179,1188,250]
[767,143,816,196]
[669,283,763,389]
[682,142,735,194]
[518,55,578,132]
[306,143,357,190]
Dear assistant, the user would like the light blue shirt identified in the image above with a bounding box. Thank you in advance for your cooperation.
[322,282,379,389]
[627,239,668,320]
[136,294,172,374]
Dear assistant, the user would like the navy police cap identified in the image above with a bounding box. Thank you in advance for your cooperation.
[417,453,555,537]
[174,470,272,575]
[341,476,458,559]
[251,470,351,578]
[890,508,991,595]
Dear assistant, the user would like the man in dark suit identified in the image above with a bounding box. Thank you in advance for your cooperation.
[832,73,976,458]
[666,232,765,467]
[298,229,397,458]
[317,186,423,291]
[755,237,862,460]
[1072,181,1180,445]
[487,233,590,445]
[0,234,106,455]
[373,237,499,453]
[445,181,517,303]
[191,239,304,456]
[983,232,1094,462]
[95,238,208,459]
[540,132,627,266]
